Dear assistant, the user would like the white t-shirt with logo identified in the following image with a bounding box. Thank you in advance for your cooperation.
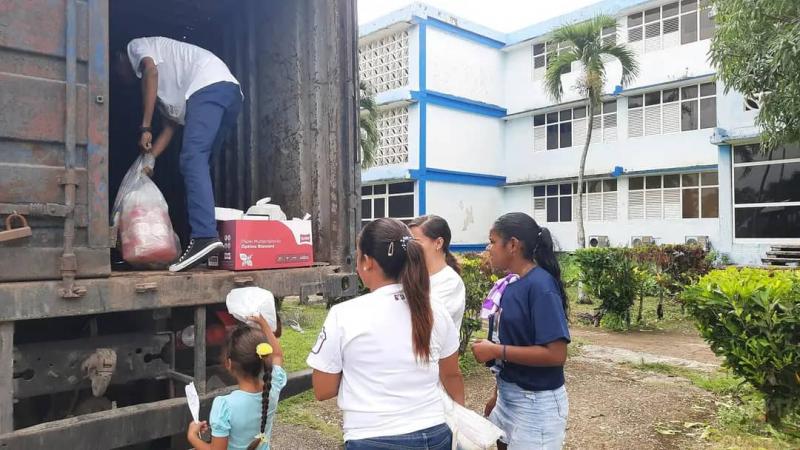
[127,37,240,124]
[306,284,460,442]
[430,265,466,331]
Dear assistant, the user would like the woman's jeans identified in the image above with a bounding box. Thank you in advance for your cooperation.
[489,377,569,449]
[345,423,452,450]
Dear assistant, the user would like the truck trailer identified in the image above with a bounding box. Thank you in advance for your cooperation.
[0,0,360,447]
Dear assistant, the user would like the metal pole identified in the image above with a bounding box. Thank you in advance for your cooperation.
[0,321,14,433]
[193,307,206,394]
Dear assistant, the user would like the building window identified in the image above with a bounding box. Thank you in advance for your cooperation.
[533,180,618,223]
[359,31,409,93]
[626,0,714,54]
[361,181,415,226]
[733,143,800,239]
[579,179,618,222]
[533,101,617,151]
[628,171,719,220]
[533,183,573,223]
[628,81,716,138]
[531,40,572,81]
[375,107,409,166]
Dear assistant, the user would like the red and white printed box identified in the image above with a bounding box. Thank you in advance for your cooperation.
[208,219,314,271]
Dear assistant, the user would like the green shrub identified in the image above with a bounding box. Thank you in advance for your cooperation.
[631,244,711,296]
[458,253,496,353]
[683,267,800,426]
[574,248,638,329]
[558,252,580,288]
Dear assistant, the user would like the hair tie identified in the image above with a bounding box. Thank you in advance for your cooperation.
[256,343,273,357]
[387,236,413,256]
[254,432,268,444]
[400,235,412,251]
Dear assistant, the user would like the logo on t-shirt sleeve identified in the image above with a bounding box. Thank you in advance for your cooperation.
[311,327,327,354]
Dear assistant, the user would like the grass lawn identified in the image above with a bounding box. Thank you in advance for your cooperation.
[278,301,328,372]
[566,285,698,334]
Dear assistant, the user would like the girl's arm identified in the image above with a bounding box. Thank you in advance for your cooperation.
[311,370,342,401]
[250,315,284,367]
[438,352,465,405]
[471,339,567,367]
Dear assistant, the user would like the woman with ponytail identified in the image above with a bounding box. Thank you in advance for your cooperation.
[307,218,465,449]
[186,316,285,450]
[409,215,466,330]
[471,212,570,450]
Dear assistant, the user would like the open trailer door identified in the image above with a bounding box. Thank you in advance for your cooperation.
[0,0,110,283]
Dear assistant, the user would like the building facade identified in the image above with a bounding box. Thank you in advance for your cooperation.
[359,0,798,263]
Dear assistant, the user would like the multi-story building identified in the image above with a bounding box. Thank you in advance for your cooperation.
[359,0,798,264]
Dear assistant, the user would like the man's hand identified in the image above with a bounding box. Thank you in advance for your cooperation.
[471,339,500,363]
[139,131,153,152]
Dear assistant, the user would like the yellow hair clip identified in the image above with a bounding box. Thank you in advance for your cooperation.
[256,343,273,357]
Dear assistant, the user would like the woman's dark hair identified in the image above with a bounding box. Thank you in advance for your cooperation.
[492,212,569,316]
[359,218,433,361]
[408,215,461,275]
[224,326,274,450]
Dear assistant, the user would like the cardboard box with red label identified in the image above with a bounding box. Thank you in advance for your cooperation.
[208,219,314,271]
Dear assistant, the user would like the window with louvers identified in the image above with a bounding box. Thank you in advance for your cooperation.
[628,82,715,138]
[534,180,617,223]
[627,0,714,54]
[532,40,573,81]
[533,101,617,152]
[628,172,719,220]
[359,31,409,93]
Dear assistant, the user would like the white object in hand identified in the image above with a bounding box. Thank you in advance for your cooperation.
[185,382,200,423]
[226,286,278,330]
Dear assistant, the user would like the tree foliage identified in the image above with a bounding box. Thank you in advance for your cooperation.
[359,81,379,169]
[709,0,800,150]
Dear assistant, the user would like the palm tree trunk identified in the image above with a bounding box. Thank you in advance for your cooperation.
[577,101,594,249]
[576,101,595,305]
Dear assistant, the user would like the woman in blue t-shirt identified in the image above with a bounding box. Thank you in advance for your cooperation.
[471,212,570,450]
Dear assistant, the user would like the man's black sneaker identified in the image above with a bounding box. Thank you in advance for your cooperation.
[169,238,223,273]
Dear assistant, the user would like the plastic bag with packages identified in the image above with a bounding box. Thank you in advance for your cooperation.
[114,154,180,268]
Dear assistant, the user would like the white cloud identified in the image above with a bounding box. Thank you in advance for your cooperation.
[358,0,605,33]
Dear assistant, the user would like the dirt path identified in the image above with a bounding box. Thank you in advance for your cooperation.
[272,328,720,449]
[571,327,719,366]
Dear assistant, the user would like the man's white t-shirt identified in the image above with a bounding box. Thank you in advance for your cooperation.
[306,284,460,442]
[127,37,240,124]
[430,265,466,331]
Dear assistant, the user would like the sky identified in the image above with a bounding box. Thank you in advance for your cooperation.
[358,0,604,33]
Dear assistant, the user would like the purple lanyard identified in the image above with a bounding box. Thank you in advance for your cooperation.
[480,273,519,320]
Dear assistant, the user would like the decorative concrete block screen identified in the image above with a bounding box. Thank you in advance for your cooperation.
[375,106,409,166]
[359,31,409,93]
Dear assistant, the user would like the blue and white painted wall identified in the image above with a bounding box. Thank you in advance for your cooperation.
[360,0,790,263]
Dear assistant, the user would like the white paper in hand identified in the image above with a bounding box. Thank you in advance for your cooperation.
[185,382,200,423]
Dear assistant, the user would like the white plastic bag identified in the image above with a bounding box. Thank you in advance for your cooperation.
[112,153,155,228]
[441,390,505,450]
[226,287,278,330]
[115,154,180,268]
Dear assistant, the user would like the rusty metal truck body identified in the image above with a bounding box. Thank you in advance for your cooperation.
[0,0,360,447]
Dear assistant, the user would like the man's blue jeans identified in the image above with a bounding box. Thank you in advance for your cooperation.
[345,423,452,450]
[181,81,241,238]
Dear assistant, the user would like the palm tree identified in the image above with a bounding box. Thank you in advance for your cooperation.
[544,15,639,249]
[359,81,379,169]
